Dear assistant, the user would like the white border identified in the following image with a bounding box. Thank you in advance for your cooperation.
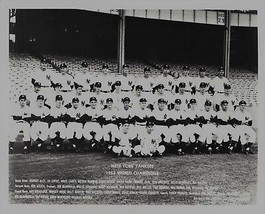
[0,0,264,214]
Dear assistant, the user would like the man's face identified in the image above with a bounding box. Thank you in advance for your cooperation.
[61,68,67,75]
[224,88,231,95]
[40,63,46,71]
[218,71,224,78]
[199,71,206,78]
[139,101,147,109]
[136,88,142,96]
[123,68,129,75]
[37,99,44,107]
[204,105,211,111]
[221,103,228,111]
[95,86,101,93]
[123,101,130,109]
[103,68,109,75]
[90,100,97,109]
[183,70,189,76]
[239,104,246,111]
[106,101,113,109]
[122,123,130,134]
[174,103,181,110]
[200,87,206,94]
[157,87,164,94]
[19,99,26,107]
[55,86,61,92]
[158,102,165,110]
[76,87,82,94]
[56,100,63,108]
[34,86,41,93]
[146,125,153,134]
[163,69,169,76]
[179,87,185,94]
[190,102,196,109]
[73,102,79,109]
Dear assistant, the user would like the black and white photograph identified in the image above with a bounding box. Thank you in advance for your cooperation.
[1,1,264,210]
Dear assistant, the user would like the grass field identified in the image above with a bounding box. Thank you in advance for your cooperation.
[9,144,258,205]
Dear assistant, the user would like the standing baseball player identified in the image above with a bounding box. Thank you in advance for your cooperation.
[211,66,230,95]
[73,62,93,91]
[154,65,174,93]
[173,82,192,110]
[174,65,195,94]
[194,82,213,111]
[30,95,50,151]
[233,100,256,154]
[51,64,74,92]
[193,67,211,94]
[9,95,31,154]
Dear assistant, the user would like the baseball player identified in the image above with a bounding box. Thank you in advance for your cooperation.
[136,67,155,93]
[196,100,219,154]
[49,95,67,151]
[173,82,192,110]
[174,65,195,94]
[27,82,48,107]
[9,95,31,154]
[211,66,230,95]
[233,100,256,154]
[31,58,53,91]
[130,85,153,110]
[66,84,89,108]
[83,97,104,150]
[216,100,240,154]
[134,121,165,157]
[112,120,137,157]
[117,97,133,124]
[91,82,106,109]
[94,64,113,93]
[194,82,213,111]
[30,95,50,151]
[120,64,135,93]
[45,83,68,109]
[73,62,93,91]
[64,97,86,152]
[193,67,211,93]
[166,99,188,155]
[213,84,238,112]
[153,84,173,109]
[51,64,74,92]
[108,80,124,110]
[154,65,174,93]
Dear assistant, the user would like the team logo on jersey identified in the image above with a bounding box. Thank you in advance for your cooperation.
[245,116,249,120]
[76,113,81,118]
[42,113,45,117]
[164,114,167,119]
[180,115,183,119]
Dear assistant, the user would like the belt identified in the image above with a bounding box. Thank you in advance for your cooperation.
[41,86,50,88]
[217,91,224,94]
[143,90,152,93]
[135,123,146,126]
[121,89,131,92]
[61,90,72,92]
[101,90,111,93]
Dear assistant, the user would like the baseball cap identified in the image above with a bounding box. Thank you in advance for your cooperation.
[102,64,109,69]
[224,84,231,89]
[90,97,97,102]
[60,63,67,69]
[199,67,206,72]
[123,64,129,68]
[135,85,143,90]
[199,82,207,88]
[146,121,155,127]
[190,98,197,104]
[221,100,228,105]
[55,95,63,101]
[37,95,45,100]
[218,66,224,72]
[163,64,169,69]
[239,100,247,105]
[115,81,121,86]
[19,95,26,100]
[175,99,182,104]
[94,82,102,88]
[81,62,88,68]
[55,83,63,88]
[157,84,164,89]
[139,98,147,103]
[34,82,41,87]
[158,98,166,104]
[179,82,186,88]
[72,97,79,103]
[106,98,113,103]
[144,67,150,72]
[41,58,47,63]
[75,83,83,89]
[205,100,212,106]
[183,65,190,71]
[122,97,131,103]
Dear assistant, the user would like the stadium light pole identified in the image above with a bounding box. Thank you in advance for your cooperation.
[117,9,125,74]
[224,10,231,78]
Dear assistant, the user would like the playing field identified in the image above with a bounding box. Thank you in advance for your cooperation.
[9,144,258,205]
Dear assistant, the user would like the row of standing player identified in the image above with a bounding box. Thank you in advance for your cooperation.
[9,91,256,156]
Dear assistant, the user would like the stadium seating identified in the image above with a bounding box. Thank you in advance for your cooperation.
[9,53,258,107]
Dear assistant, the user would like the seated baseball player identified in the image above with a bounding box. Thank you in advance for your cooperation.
[174,65,195,94]
[173,82,192,110]
[134,121,165,157]
[9,95,31,154]
[193,67,211,94]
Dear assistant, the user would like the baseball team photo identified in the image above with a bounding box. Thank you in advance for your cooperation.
[8,9,258,205]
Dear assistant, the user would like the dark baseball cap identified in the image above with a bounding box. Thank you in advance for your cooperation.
[218,66,225,72]
[224,84,231,89]
[19,95,26,100]
[205,100,212,106]
[199,67,206,72]
[179,82,186,88]
[175,99,182,104]
[146,121,155,127]
[115,81,121,86]
[183,65,190,71]
[81,61,88,68]
[102,64,109,69]
[144,67,150,72]
[106,98,113,103]
[221,100,228,105]
[157,84,164,89]
[135,85,143,90]
[163,64,169,69]
[123,64,129,68]
[139,98,147,103]
[72,97,79,103]
[60,63,67,69]
[158,98,166,104]
[239,100,247,105]
[34,82,41,87]
[90,97,97,102]
[55,95,63,101]
[75,83,83,89]
[199,82,207,88]
[94,82,102,88]
[190,98,197,104]
[41,58,47,63]
[122,97,131,103]
[55,83,63,88]
[37,95,45,100]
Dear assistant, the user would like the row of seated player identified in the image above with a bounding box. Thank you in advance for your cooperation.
[9,93,256,156]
